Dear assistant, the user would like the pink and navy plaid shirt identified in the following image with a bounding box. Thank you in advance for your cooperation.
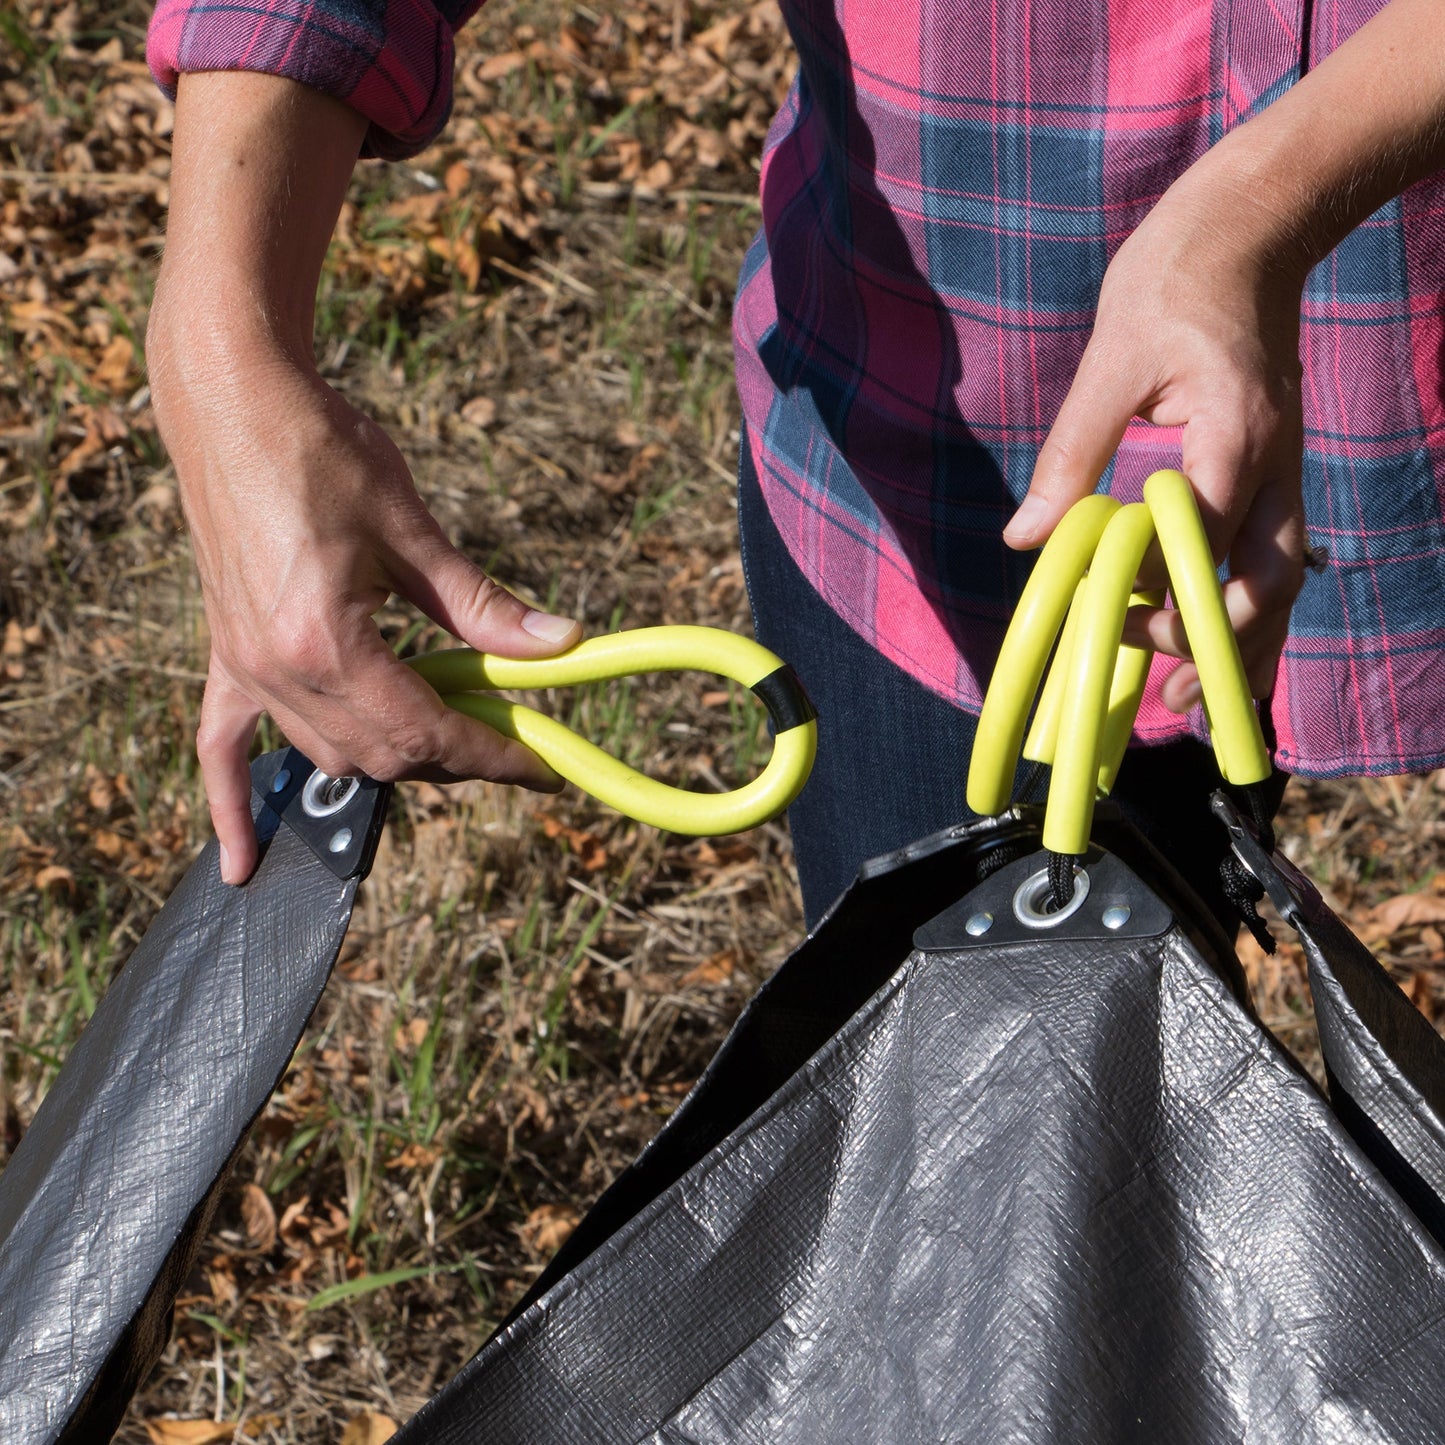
[150,0,1445,778]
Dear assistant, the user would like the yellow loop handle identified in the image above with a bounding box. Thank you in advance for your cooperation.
[1024,582,1163,793]
[967,468,1272,852]
[966,494,1120,816]
[407,626,817,836]
[1044,503,1157,855]
[1096,588,1165,794]
[1023,576,1087,769]
[1143,470,1270,787]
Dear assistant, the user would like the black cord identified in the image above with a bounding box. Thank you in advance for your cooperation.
[1217,695,1286,953]
[1048,850,1080,912]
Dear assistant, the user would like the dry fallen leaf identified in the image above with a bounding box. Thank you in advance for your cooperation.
[680,951,737,988]
[239,1182,277,1252]
[91,333,134,390]
[388,1141,441,1171]
[33,865,75,896]
[459,394,497,428]
[519,1203,581,1256]
[393,1016,430,1052]
[474,49,526,81]
[340,1411,399,1445]
[85,764,117,813]
[1369,892,1445,938]
[277,1195,311,1245]
[144,1421,236,1444]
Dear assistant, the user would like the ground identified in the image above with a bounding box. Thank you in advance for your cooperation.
[2,3,1445,1441]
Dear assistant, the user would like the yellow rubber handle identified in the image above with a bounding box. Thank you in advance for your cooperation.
[1044,503,1157,855]
[1143,470,1270,787]
[1022,577,1087,768]
[1025,580,1161,796]
[966,494,1119,816]
[407,626,817,836]
[968,468,1271,851]
[1096,589,1164,795]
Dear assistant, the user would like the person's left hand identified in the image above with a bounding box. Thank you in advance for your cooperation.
[1003,161,1310,713]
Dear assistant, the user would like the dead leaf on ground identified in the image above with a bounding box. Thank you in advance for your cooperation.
[459,394,497,428]
[239,1182,277,1252]
[1369,892,1445,938]
[388,1141,441,1171]
[91,333,134,390]
[144,1421,236,1444]
[340,1412,399,1445]
[680,951,737,988]
[33,865,75,895]
[519,1202,581,1256]
[393,1016,430,1051]
[539,814,609,870]
[277,1195,311,1245]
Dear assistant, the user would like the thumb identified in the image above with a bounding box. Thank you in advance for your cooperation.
[1006,343,1135,549]
[395,527,581,658]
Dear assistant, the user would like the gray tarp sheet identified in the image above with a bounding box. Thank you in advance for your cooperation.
[5,791,1445,1442]
[399,808,1445,1443]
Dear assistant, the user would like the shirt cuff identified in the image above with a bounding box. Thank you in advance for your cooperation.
[147,0,459,160]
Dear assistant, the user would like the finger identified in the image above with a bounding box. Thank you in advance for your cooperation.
[283,626,566,791]
[1221,579,1293,699]
[1178,411,1267,564]
[1224,488,1306,698]
[1159,660,1202,714]
[1007,338,1139,548]
[195,664,265,885]
[1121,602,1190,658]
[1139,573,1291,716]
[393,527,581,657]
[365,658,565,791]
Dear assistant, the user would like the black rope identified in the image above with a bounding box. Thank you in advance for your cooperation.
[977,840,1031,882]
[1017,758,1050,805]
[1048,850,1080,912]
[1217,693,1284,954]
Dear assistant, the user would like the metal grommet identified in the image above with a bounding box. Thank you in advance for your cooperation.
[301,770,360,819]
[1012,865,1091,929]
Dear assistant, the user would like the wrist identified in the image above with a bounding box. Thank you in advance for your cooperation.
[1162,148,1319,290]
[148,257,317,374]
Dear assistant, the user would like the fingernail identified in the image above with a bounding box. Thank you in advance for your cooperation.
[219,843,236,885]
[522,610,578,644]
[1003,495,1048,545]
[1176,678,1203,712]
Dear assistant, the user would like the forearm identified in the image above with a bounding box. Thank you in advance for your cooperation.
[144,67,576,881]
[1186,0,1445,276]
[151,71,367,366]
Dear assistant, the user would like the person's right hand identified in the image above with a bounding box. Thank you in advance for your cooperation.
[148,335,580,885]
[151,70,580,885]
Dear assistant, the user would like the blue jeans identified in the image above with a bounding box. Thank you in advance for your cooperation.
[737,439,1267,929]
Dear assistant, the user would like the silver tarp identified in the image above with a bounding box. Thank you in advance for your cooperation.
[399,806,1445,1444]
[5,787,1444,1442]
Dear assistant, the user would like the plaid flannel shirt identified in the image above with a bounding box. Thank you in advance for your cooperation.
[150,0,1445,777]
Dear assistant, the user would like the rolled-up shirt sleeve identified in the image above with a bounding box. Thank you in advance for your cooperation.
[147,0,484,159]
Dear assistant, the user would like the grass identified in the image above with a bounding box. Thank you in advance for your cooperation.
[3,0,1445,1439]
[1,1,798,1434]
